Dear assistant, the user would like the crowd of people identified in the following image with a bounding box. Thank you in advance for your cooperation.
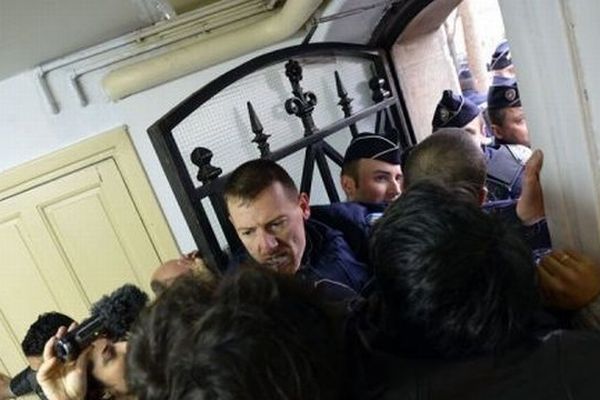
[3,40,600,400]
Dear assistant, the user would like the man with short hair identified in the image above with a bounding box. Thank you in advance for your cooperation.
[340,133,403,204]
[487,78,530,148]
[403,129,544,226]
[1,312,74,400]
[224,159,369,299]
[432,90,529,200]
[403,131,600,322]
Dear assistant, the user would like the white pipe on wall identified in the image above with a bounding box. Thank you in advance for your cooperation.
[103,0,323,100]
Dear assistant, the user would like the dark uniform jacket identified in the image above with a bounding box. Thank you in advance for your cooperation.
[345,299,600,400]
[484,144,525,201]
[296,218,370,300]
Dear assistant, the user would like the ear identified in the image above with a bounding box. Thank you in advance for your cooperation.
[490,124,504,140]
[341,174,357,201]
[298,192,311,219]
[479,186,488,205]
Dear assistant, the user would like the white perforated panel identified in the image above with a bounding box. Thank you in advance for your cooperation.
[172,55,379,247]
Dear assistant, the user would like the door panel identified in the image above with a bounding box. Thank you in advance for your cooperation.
[0,156,163,378]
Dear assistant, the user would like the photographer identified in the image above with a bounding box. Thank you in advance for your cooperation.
[1,312,74,400]
[36,327,133,400]
[35,284,146,400]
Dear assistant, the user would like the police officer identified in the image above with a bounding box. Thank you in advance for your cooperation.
[340,133,403,204]
[224,159,371,301]
[487,79,530,152]
[432,89,527,201]
[488,39,516,85]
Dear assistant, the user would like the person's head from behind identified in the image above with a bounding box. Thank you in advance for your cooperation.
[22,312,74,370]
[403,129,487,204]
[127,268,341,400]
[341,133,403,203]
[487,79,529,146]
[224,159,310,274]
[370,181,540,358]
[150,250,217,296]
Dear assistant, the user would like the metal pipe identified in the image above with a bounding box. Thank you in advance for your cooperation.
[103,0,324,100]
[36,0,262,112]
[68,2,267,105]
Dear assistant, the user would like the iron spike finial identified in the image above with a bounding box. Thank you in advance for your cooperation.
[247,101,271,158]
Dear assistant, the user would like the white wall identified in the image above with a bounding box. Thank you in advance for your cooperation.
[500,0,600,260]
[0,37,306,252]
[0,0,386,254]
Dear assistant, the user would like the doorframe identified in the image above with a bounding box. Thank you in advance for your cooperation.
[0,126,180,263]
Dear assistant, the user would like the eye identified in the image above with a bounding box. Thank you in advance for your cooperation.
[239,229,255,237]
[269,218,287,232]
[374,175,387,183]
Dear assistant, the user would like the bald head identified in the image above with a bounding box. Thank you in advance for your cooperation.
[151,252,215,295]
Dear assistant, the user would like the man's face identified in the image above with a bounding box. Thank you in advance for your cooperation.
[493,107,530,147]
[89,338,128,396]
[228,182,310,274]
[343,159,402,203]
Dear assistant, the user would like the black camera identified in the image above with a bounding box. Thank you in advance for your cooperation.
[54,284,147,362]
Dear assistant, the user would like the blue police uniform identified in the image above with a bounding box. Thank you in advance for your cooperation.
[296,217,371,301]
[484,145,526,201]
[311,201,385,266]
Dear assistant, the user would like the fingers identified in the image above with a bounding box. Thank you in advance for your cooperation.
[67,322,78,333]
[42,331,60,362]
[525,149,543,176]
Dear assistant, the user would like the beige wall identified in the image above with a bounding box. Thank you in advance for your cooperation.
[391,26,460,142]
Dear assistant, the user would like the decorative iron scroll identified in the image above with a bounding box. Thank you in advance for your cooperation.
[284,59,318,136]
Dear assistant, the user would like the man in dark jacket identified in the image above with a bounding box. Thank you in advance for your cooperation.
[224,159,370,300]
[347,181,600,400]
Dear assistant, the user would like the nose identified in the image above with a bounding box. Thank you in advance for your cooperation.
[388,180,401,199]
[257,230,278,255]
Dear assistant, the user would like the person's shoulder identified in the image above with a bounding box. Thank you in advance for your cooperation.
[311,202,386,226]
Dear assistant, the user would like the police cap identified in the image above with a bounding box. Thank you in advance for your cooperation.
[343,133,401,165]
[487,79,521,110]
[488,40,512,71]
[432,90,480,130]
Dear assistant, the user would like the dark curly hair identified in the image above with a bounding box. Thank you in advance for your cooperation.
[21,312,74,357]
[127,268,343,400]
[370,180,540,359]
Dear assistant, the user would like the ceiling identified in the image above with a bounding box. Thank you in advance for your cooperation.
[0,0,393,83]
[0,0,214,81]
